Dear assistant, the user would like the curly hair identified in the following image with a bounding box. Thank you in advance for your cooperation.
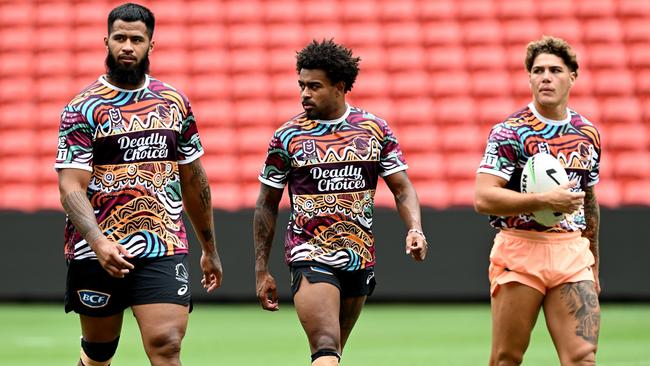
[296,39,360,93]
[525,36,579,77]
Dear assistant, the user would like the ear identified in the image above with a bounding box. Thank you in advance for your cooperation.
[569,71,577,86]
[335,81,345,96]
[104,36,108,49]
[149,39,155,53]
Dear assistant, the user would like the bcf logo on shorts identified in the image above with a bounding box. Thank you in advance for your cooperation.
[78,290,110,308]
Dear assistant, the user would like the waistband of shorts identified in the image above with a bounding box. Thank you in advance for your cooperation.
[498,228,582,243]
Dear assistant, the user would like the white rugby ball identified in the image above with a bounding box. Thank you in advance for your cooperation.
[520,153,570,226]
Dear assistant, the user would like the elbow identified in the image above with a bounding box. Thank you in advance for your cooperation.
[473,194,490,215]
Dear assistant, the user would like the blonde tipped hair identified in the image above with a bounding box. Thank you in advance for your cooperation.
[525,36,579,77]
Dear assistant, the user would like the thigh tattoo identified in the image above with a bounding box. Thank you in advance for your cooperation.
[560,281,600,345]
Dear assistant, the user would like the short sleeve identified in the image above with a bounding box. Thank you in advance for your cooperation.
[258,131,291,189]
[476,124,521,181]
[177,96,204,164]
[378,121,408,177]
[54,107,94,172]
[587,126,601,187]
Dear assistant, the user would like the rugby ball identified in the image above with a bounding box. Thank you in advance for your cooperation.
[520,153,570,226]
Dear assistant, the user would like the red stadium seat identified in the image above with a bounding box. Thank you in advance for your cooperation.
[575,0,616,19]
[628,43,650,69]
[234,99,275,126]
[597,144,614,179]
[412,180,451,209]
[540,18,582,45]
[509,70,532,97]
[0,3,33,26]
[75,51,106,77]
[268,48,299,74]
[445,152,483,179]
[601,98,643,125]
[0,102,36,130]
[344,22,383,47]
[190,50,229,74]
[427,46,467,71]
[402,153,444,180]
[199,127,237,156]
[429,71,471,98]
[0,52,33,77]
[390,71,429,98]
[36,102,65,130]
[231,73,272,100]
[470,71,512,98]
[37,156,58,185]
[152,26,187,50]
[621,179,650,206]
[478,97,517,125]
[150,50,187,75]
[635,70,650,96]
[394,126,440,154]
[354,47,388,71]
[394,98,435,126]
[495,0,536,20]
[37,127,59,157]
[36,2,72,26]
[210,183,243,211]
[462,20,503,45]
[457,0,496,20]
[239,154,268,185]
[0,183,39,212]
[605,123,647,151]
[73,2,111,26]
[449,179,477,207]
[587,44,628,70]
[227,24,266,49]
[583,19,623,44]
[440,127,485,153]
[263,1,301,23]
[537,0,577,19]
[618,0,650,18]
[379,0,418,22]
[224,1,264,24]
[385,46,426,72]
[272,73,299,99]
[0,129,37,156]
[229,49,268,74]
[434,97,476,125]
[421,21,463,46]
[466,46,507,71]
[38,182,64,211]
[35,26,72,52]
[614,152,650,178]
[188,1,224,24]
[341,1,380,22]
[383,22,423,47]
[267,24,306,50]
[273,98,301,124]
[0,27,35,52]
[73,25,105,53]
[304,22,346,45]
[502,20,542,46]
[151,2,190,25]
[570,70,594,97]
[0,156,38,183]
[595,180,621,208]
[569,97,602,123]
[36,77,75,103]
[0,77,33,103]
[419,0,457,21]
[192,100,234,127]
[623,20,650,43]
[188,74,230,101]
[188,25,227,50]
[302,1,341,23]
[593,70,635,97]
[350,71,390,98]
[202,154,239,183]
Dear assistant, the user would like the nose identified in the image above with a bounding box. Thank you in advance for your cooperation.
[301,88,311,99]
[121,40,134,53]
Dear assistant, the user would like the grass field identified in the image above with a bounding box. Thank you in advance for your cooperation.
[2,303,649,365]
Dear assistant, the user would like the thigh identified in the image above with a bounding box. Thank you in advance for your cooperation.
[339,296,366,350]
[294,276,342,353]
[80,312,125,342]
[491,282,545,362]
[132,303,189,348]
[543,281,599,365]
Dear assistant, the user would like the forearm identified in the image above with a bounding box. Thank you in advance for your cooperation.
[582,187,600,269]
[61,190,103,245]
[475,185,549,216]
[253,203,278,273]
[181,162,217,254]
[393,183,422,231]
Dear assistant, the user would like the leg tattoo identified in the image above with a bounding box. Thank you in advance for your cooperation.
[560,282,600,345]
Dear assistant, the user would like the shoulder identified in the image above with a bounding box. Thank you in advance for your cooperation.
[149,77,191,104]
[64,78,105,110]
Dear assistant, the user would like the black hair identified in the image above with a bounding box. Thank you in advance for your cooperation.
[107,3,155,39]
[296,39,360,93]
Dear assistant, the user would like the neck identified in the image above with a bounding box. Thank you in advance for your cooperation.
[323,101,347,120]
[105,75,146,90]
[532,100,568,120]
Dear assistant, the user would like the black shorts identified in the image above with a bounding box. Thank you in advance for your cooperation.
[290,261,376,298]
[65,254,192,317]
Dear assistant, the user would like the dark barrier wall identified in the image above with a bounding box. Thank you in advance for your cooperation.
[2,208,649,302]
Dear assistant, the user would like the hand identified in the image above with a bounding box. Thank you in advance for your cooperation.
[543,180,585,214]
[256,271,279,311]
[90,237,134,278]
[405,230,427,261]
[200,251,223,292]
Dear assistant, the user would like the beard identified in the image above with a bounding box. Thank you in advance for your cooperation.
[105,52,150,87]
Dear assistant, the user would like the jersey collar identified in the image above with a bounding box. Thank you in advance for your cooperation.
[528,102,571,126]
[99,74,151,92]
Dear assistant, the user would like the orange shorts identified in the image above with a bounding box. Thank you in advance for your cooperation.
[489,229,595,296]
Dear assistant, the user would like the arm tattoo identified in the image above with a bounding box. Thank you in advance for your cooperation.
[189,161,211,211]
[253,185,280,272]
[62,191,103,245]
[582,186,600,268]
[560,282,600,345]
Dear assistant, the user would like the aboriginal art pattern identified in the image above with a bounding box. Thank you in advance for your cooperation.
[478,103,601,232]
[56,75,202,259]
[260,105,407,270]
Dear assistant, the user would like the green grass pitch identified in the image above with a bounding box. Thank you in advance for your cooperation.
[2,303,649,365]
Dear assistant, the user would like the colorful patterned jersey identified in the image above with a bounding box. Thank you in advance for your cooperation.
[477,103,601,232]
[259,105,408,271]
[55,75,203,260]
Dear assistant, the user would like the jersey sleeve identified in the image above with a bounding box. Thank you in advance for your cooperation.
[477,123,521,181]
[378,121,408,177]
[54,106,94,172]
[587,126,601,187]
[258,130,291,189]
[176,94,204,164]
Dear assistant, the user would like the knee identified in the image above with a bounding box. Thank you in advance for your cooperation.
[146,331,184,360]
[491,349,524,366]
[563,344,597,366]
[80,337,120,366]
[310,332,339,353]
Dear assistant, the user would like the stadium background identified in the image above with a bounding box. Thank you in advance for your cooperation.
[1,0,650,364]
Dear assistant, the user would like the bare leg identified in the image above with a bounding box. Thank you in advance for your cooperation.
[339,296,366,350]
[132,303,189,366]
[78,312,124,365]
[544,281,599,366]
[294,276,341,366]
[490,283,545,366]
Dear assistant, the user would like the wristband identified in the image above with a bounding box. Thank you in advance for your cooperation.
[408,229,426,240]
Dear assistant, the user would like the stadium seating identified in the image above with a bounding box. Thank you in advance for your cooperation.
[1,0,649,210]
